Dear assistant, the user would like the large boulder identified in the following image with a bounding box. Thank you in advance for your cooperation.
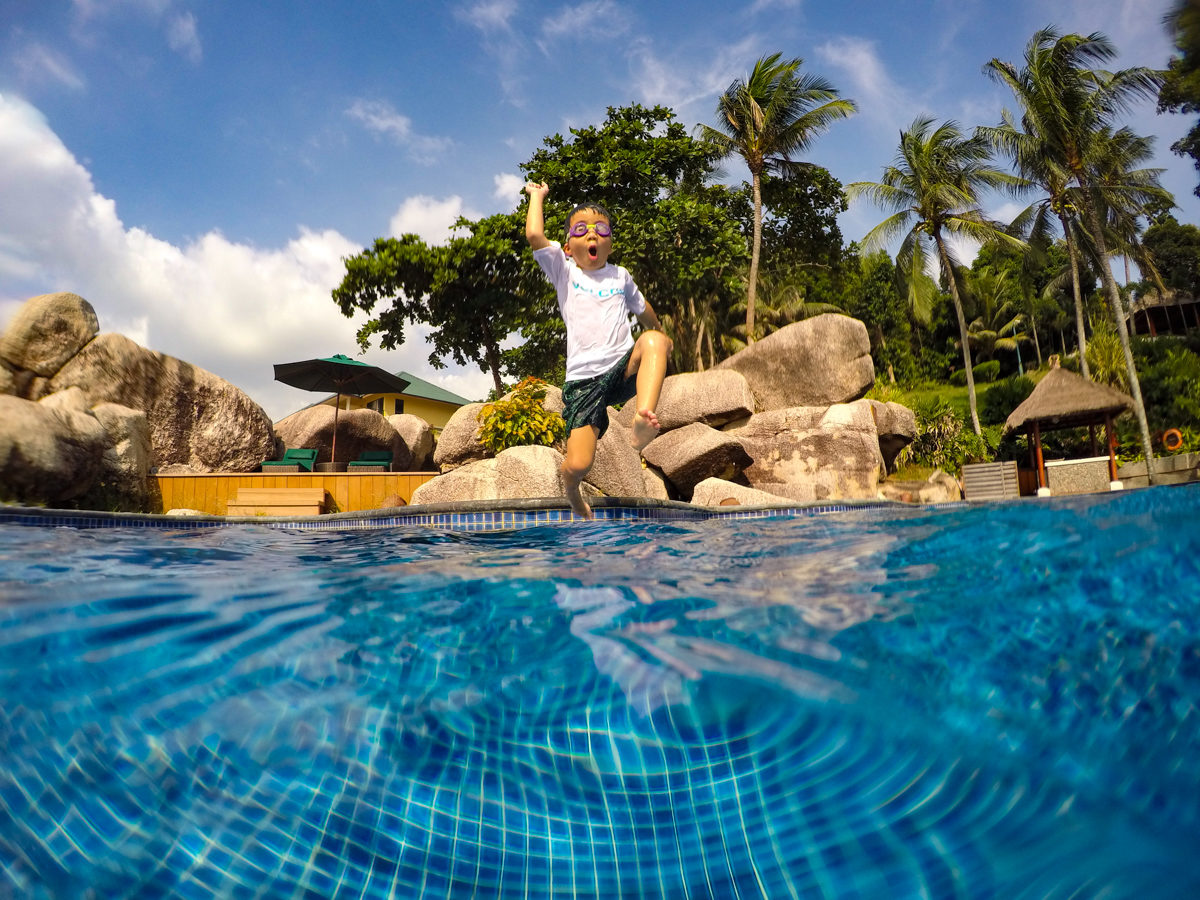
[274,404,411,468]
[615,369,755,431]
[715,314,874,411]
[731,400,886,501]
[690,478,797,508]
[586,416,649,498]
[432,402,490,472]
[878,470,961,504]
[411,445,599,505]
[82,402,153,510]
[387,413,435,470]
[0,292,99,378]
[0,389,106,504]
[47,333,275,472]
[868,400,917,473]
[641,422,753,499]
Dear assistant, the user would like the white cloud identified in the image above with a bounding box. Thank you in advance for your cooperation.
[0,93,488,419]
[346,99,455,165]
[165,11,202,63]
[815,36,911,134]
[749,0,802,13]
[493,172,525,203]
[388,195,482,245]
[11,42,86,90]
[630,34,761,123]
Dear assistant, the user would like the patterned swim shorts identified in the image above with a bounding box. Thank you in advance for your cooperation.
[561,349,636,439]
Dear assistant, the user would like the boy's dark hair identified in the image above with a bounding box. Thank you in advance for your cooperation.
[565,202,612,237]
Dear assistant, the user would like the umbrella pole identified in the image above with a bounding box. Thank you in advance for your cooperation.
[332,393,341,465]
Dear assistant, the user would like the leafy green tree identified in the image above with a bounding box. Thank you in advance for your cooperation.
[848,117,1023,434]
[1144,214,1200,297]
[843,249,915,383]
[521,104,747,372]
[698,53,856,342]
[333,213,551,397]
[1159,0,1200,197]
[986,27,1163,470]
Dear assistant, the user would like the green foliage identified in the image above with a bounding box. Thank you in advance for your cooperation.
[476,377,566,455]
[333,215,555,396]
[1143,215,1200,294]
[949,360,1000,386]
[1158,0,1200,197]
[843,249,917,383]
[1084,321,1128,389]
[974,360,1001,383]
[896,396,994,472]
[1132,336,1200,434]
[981,375,1035,426]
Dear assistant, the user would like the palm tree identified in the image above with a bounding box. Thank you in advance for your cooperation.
[698,53,856,342]
[982,107,1095,378]
[985,27,1163,477]
[1085,126,1180,329]
[847,117,1023,435]
[966,267,1030,366]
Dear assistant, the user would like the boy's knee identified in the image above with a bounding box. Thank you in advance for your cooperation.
[640,330,672,354]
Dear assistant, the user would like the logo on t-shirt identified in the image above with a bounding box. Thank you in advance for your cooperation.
[570,277,625,300]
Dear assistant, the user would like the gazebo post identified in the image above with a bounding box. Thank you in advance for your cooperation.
[1033,421,1046,489]
[1105,413,1118,482]
[1088,424,1098,456]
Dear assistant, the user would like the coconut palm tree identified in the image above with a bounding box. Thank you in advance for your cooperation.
[847,117,1023,435]
[982,107,1095,378]
[698,53,856,342]
[1085,126,1180,328]
[965,267,1030,367]
[985,27,1163,476]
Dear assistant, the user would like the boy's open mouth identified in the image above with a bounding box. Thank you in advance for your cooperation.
[587,245,598,259]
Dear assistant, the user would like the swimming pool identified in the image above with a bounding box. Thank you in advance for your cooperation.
[1,486,1198,898]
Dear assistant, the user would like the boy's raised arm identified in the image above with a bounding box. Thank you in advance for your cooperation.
[524,181,552,250]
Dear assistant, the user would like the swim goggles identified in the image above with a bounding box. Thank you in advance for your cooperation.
[567,221,612,238]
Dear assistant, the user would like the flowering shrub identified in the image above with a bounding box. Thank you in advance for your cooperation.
[477,377,566,455]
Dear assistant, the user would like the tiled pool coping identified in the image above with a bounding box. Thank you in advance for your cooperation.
[0,496,940,532]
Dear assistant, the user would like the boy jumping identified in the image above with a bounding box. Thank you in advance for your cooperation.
[524,181,672,519]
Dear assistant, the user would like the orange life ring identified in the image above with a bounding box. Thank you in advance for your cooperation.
[1162,428,1183,452]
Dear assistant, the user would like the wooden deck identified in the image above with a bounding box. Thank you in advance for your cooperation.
[154,471,439,516]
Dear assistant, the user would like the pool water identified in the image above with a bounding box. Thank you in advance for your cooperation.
[2,486,1199,898]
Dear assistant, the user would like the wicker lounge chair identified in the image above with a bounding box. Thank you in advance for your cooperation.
[261,448,318,473]
[347,450,393,472]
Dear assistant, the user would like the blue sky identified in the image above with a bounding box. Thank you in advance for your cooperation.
[2,0,1195,419]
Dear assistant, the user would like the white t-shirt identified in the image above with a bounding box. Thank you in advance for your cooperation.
[533,242,647,381]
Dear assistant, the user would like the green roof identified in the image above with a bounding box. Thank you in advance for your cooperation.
[392,371,473,405]
[287,370,473,417]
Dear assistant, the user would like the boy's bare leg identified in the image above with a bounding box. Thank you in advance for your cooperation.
[625,330,672,452]
[562,425,599,519]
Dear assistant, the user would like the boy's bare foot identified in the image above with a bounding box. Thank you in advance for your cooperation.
[565,479,593,520]
[630,408,660,452]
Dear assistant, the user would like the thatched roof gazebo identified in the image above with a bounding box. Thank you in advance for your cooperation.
[1003,357,1134,490]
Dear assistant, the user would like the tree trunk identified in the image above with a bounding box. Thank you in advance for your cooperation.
[1077,177,1156,483]
[747,171,763,343]
[934,231,981,435]
[484,340,504,398]
[1059,214,1091,380]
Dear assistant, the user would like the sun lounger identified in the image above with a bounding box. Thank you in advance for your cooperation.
[261,447,318,473]
[347,450,393,472]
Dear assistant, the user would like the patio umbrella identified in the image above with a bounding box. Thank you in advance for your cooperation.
[273,354,410,464]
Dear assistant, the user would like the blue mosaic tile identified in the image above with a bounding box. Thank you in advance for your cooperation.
[0,498,916,533]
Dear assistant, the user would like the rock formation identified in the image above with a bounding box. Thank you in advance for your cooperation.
[1,292,276,509]
[274,404,412,469]
[416,315,940,507]
[387,413,435,470]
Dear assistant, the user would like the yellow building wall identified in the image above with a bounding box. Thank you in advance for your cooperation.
[325,393,470,433]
